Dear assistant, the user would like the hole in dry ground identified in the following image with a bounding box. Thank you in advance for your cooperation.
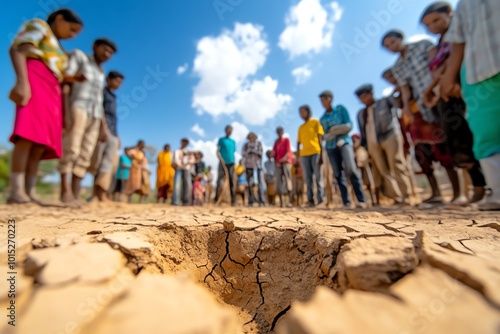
[143,224,354,333]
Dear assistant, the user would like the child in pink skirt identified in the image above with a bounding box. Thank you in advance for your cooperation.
[8,9,84,204]
[193,175,206,206]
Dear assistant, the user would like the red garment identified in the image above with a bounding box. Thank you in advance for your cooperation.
[408,112,446,145]
[273,137,293,164]
[10,59,62,159]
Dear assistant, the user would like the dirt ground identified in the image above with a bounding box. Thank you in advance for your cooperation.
[0,202,499,333]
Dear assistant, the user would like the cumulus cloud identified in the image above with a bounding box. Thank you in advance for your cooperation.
[190,138,219,171]
[382,87,393,97]
[192,23,291,125]
[229,121,250,145]
[177,63,189,75]
[279,0,343,58]
[291,65,312,85]
[191,123,206,137]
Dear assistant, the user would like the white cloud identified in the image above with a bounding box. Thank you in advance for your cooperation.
[192,23,291,126]
[291,65,312,85]
[279,0,343,58]
[177,63,189,75]
[382,87,393,97]
[190,138,219,171]
[230,121,250,144]
[191,123,206,137]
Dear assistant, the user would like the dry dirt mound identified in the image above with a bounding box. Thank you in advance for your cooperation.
[1,203,499,333]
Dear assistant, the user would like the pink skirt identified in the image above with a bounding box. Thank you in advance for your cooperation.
[10,59,62,160]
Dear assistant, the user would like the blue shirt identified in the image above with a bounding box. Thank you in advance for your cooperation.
[320,105,352,149]
[218,137,236,164]
[115,155,132,180]
[103,88,118,136]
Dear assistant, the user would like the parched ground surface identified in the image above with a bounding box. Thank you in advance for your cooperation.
[0,203,499,333]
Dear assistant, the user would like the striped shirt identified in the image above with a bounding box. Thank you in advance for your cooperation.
[445,0,500,84]
[391,40,438,123]
[242,141,263,169]
[66,49,105,119]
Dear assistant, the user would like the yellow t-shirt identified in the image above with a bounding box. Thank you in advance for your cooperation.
[12,19,68,82]
[298,118,324,156]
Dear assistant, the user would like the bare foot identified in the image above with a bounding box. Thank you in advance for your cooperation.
[470,187,485,204]
[423,196,443,204]
[450,196,469,206]
[7,194,31,204]
[61,191,75,204]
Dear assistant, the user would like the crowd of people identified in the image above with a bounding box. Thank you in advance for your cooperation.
[5,1,500,211]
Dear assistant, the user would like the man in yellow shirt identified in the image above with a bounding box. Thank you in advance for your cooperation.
[297,105,325,207]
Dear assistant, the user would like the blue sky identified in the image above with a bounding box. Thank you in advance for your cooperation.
[1,0,458,185]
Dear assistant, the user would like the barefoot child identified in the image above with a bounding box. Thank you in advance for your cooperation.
[8,9,84,204]
[113,153,132,202]
[192,175,206,206]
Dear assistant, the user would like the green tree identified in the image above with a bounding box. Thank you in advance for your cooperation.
[0,146,58,192]
[0,147,11,191]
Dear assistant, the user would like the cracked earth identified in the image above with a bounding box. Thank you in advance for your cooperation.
[1,203,499,333]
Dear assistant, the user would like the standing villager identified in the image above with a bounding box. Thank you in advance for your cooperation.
[89,71,124,202]
[124,140,146,202]
[215,125,236,205]
[296,105,325,207]
[273,127,294,208]
[319,90,367,208]
[7,9,84,204]
[156,144,175,203]
[420,1,487,204]
[355,84,413,205]
[242,132,265,207]
[172,138,192,206]
[382,30,460,204]
[440,0,500,210]
[58,37,117,204]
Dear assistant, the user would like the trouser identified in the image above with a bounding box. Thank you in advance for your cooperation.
[245,168,265,204]
[301,154,324,204]
[326,145,366,205]
[216,163,235,204]
[172,169,192,205]
[276,163,293,195]
[89,134,120,191]
[368,134,412,201]
[58,106,100,178]
[480,154,500,204]
[437,98,486,188]
[414,143,454,176]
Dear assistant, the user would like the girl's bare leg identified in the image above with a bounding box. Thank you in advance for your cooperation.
[8,138,31,204]
[25,144,46,205]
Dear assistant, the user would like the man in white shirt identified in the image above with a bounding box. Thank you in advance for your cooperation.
[172,138,192,206]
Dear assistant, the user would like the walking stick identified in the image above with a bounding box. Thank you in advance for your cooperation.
[215,152,230,207]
